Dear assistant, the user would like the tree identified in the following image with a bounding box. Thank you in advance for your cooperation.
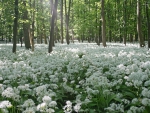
[60,0,64,44]
[30,0,35,51]
[65,0,71,45]
[123,0,127,46]
[101,0,106,47]
[48,0,58,53]
[146,1,150,49]
[137,0,145,47]
[12,0,19,53]
[23,0,31,49]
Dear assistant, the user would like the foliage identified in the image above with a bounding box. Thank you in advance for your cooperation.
[0,0,150,43]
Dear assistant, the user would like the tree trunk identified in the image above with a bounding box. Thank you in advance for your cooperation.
[61,0,64,44]
[95,3,99,45]
[146,1,150,49]
[23,0,31,49]
[101,0,106,47]
[123,0,127,46]
[137,0,145,47]
[31,0,35,51]
[48,0,58,53]
[65,0,71,45]
[12,0,18,53]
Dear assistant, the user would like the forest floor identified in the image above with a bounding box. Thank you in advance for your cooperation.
[0,42,150,113]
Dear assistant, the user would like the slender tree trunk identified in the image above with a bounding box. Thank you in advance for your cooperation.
[137,0,145,47]
[107,1,112,43]
[8,25,12,42]
[31,0,35,51]
[101,0,106,47]
[23,0,31,49]
[71,0,74,43]
[40,0,43,44]
[65,0,71,44]
[123,0,127,46]
[95,3,99,45]
[12,0,18,53]
[61,0,64,44]
[48,0,58,53]
[146,1,150,49]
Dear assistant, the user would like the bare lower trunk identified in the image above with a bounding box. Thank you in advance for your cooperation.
[137,0,145,47]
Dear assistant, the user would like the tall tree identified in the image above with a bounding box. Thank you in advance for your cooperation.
[48,0,58,53]
[23,0,31,49]
[64,0,71,45]
[101,0,106,47]
[95,3,99,45]
[146,1,150,49]
[123,0,127,45]
[60,0,64,44]
[137,0,145,47]
[12,0,18,53]
[31,0,35,51]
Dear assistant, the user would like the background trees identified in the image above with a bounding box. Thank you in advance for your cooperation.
[0,0,150,52]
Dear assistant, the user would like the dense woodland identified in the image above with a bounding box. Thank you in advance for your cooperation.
[0,0,150,52]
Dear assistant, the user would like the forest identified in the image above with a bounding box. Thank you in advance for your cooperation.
[1,0,150,113]
[0,0,150,52]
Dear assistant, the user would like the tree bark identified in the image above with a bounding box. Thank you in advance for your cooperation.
[31,0,35,51]
[123,0,127,46]
[146,1,150,49]
[48,0,58,53]
[61,0,64,44]
[65,0,71,44]
[101,0,107,47]
[23,0,31,49]
[12,0,18,53]
[137,0,145,47]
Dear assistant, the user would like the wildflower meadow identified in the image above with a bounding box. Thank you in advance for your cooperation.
[0,42,150,113]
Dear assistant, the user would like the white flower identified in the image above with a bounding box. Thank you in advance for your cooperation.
[2,87,14,98]
[142,88,150,98]
[63,78,67,82]
[63,101,73,113]
[124,76,129,80]
[35,85,47,96]
[49,101,57,107]
[63,105,72,113]
[42,96,51,103]
[46,108,55,113]
[144,80,150,86]
[131,98,138,104]
[105,103,124,113]
[37,102,47,111]
[129,106,145,113]
[0,77,3,80]
[133,80,142,88]
[142,98,150,106]
[22,107,36,113]
[121,99,130,104]
[17,84,30,91]
[74,103,81,112]
[66,101,72,106]
[0,100,12,108]
[22,99,35,107]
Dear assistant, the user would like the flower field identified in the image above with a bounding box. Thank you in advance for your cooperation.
[0,42,150,113]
